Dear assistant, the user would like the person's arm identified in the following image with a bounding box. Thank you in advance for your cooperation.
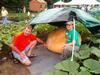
[6,10,8,15]
[10,44,21,54]
[10,44,25,59]
[64,40,76,47]
[36,38,47,47]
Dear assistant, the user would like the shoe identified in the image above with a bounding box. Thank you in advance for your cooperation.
[28,54,37,58]
[13,59,20,64]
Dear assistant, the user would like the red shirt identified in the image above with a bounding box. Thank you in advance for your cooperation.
[12,32,37,52]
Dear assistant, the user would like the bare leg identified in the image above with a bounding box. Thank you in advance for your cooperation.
[19,54,31,66]
[27,40,37,56]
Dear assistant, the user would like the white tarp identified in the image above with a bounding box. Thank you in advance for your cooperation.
[54,0,65,5]
[64,0,100,5]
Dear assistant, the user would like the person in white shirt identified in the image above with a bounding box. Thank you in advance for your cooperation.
[1,6,8,24]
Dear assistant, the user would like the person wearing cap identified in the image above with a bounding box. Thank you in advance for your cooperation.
[62,21,81,59]
[10,25,46,65]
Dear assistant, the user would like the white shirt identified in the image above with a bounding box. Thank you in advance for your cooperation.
[1,10,8,17]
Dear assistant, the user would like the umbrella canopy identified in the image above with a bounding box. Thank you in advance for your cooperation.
[30,8,100,34]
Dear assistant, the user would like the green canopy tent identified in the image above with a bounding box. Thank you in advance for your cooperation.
[30,8,100,34]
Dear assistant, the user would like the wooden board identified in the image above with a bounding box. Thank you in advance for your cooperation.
[46,27,82,54]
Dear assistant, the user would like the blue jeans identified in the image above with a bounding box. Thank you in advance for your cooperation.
[12,45,30,63]
[2,16,8,24]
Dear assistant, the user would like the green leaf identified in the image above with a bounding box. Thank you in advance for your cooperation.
[55,59,79,74]
[80,44,89,50]
[90,36,100,43]
[91,47,100,57]
[83,59,100,74]
[44,70,68,75]
[74,49,91,59]
[80,67,88,71]
[77,71,91,75]
[95,39,100,43]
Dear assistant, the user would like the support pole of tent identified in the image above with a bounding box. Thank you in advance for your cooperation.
[71,18,75,61]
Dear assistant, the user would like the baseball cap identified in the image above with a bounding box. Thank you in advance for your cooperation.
[66,21,73,25]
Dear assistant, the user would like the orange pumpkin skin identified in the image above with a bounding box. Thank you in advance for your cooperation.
[46,28,82,54]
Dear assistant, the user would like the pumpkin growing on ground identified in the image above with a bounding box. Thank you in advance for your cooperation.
[46,27,82,54]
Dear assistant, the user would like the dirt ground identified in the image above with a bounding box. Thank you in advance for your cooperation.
[0,59,31,75]
[0,42,31,75]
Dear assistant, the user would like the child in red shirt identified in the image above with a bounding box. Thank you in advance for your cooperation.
[11,25,46,65]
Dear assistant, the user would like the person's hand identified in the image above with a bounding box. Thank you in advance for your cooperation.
[20,53,25,59]
[64,44,69,48]
[61,44,68,50]
[43,43,47,48]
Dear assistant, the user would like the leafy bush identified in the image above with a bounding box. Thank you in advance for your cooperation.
[0,22,25,45]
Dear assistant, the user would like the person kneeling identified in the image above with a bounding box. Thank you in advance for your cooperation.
[10,25,46,65]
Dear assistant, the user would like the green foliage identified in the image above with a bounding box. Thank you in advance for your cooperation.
[74,49,91,60]
[83,59,100,74]
[77,71,91,75]
[55,59,79,74]
[33,24,56,41]
[0,22,25,45]
[91,47,100,57]
[95,14,100,20]
[0,0,29,10]
[76,21,90,34]
[34,24,56,33]
[74,45,99,60]
[89,34,100,44]
[80,67,87,72]
[55,59,79,72]
[8,13,32,21]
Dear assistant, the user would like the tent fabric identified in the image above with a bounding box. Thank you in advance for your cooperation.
[30,8,100,34]
[53,0,100,5]
[89,7,100,13]
[64,0,100,5]
[54,0,65,5]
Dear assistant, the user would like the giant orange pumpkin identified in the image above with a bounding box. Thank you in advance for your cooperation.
[46,27,82,54]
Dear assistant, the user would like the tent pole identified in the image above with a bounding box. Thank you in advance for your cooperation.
[71,18,75,61]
